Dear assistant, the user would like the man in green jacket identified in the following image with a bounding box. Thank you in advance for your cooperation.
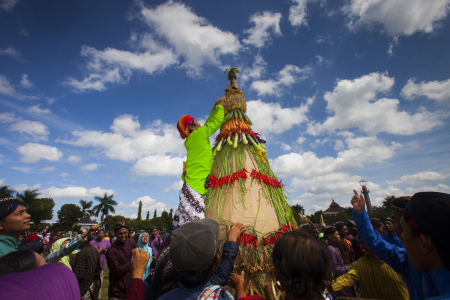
[172,98,226,230]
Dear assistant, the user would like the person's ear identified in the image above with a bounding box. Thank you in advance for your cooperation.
[420,233,434,255]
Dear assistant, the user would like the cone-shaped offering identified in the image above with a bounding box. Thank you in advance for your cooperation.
[205,68,298,294]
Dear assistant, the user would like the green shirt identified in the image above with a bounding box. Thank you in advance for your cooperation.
[0,235,21,257]
[184,105,224,195]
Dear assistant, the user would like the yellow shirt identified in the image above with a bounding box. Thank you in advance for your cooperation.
[332,255,409,299]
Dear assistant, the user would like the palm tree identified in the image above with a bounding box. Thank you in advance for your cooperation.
[16,189,40,208]
[79,199,93,218]
[0,185,16,199]
[93,193,118,222]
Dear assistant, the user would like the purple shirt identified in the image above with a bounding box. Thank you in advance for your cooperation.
[148,236,163,257]
[90,238,111,270]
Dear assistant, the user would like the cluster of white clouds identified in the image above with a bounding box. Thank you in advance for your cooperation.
[307,72,444,136]
[243,11,282,48]
[344,0,450,36]
[250,64,312,97]
[401,78,450,103]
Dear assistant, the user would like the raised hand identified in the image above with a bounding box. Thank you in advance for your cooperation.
[226,222,246,243]
[351,189,365,213]
[131,247,150,279]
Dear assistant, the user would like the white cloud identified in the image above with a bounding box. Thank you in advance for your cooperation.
[297,137,306,145]
[60,114,184,162]
[280,142,292,151]
[344,0,450,36]
[387,171,450,186]
[67,155,81,163]
[127,195,169,213]
[65,67,124,93]
[17,143,63,163]
[0,112,16,123]
[140,1,241,75]
[20,74,33,89]
[40,166,55,172]
[250,64,312,96]
[80,163,101,171]
[12,183,41,192]
[0,74,37,100]
[247,98,312,135]
[271,136,400,179]
[163,180,183,192]
[59,172,69,177]
[289,0,309,27]
[243,11,282,48]
[40,186,115,199]
[28,105,51,114]
[0,46,21,58]
[307,72,444,136]
[132,155,185,176]
[401,78,450,103]
[9,120,50,141]
[240,55,267,83]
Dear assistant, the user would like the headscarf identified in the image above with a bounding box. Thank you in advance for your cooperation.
[51,237,72,270]
[137,232,153,281]
[0,262,80,300]
[403,192,450,270]
[67,231,72,238]
[27,233,38,243]
[43,233,50,244]
[177,115,195,139]
[0,197,22,220]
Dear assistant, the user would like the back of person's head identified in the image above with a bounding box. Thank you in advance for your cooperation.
[403,192,450,270]
[272,230,333,299]
[170,219,219,288]
[0,262,81,300]
[0,250,37,276]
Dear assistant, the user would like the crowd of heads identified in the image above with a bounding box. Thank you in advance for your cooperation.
[0,190,449,300]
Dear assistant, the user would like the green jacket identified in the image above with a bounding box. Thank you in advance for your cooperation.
[184,105,224,194]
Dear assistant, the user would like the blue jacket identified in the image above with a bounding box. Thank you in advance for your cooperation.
[382,232,403,247]
[353,209,444,299]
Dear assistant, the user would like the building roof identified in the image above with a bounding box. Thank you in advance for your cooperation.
[323,199,346,213]
[74,216,97,225]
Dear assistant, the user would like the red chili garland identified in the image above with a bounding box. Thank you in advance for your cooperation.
[238,222,297,249]
[207,168,282,189]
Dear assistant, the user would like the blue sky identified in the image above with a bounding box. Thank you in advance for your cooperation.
[1,0,450,219]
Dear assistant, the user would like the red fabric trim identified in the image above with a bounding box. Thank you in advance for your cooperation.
[408,218,421,230]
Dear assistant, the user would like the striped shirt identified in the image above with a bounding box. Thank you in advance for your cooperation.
[0,235,21,257]
[332,255,409,300]
[73,245,100,296]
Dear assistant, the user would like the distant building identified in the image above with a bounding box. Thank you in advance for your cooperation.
[323,199,346,218]
[73,216,97,230]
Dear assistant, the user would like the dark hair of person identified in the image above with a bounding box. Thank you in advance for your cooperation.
[370,218,382,229]
[272,230,333,299]
[335,223,346,231]
[323,226,337,236]
[0,250,37,276]
[176,254,216,288]
[403,192,450,270]
[301,225,314,234]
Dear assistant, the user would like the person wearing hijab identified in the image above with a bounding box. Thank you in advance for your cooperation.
[45,223,101,266]
[43,235,58,257]
[90,229,110,298]
[0,197,31,257]
[0,262,81,300]
[137,232,153,284]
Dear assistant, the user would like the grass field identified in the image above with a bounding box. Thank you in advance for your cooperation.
[99,266,109,300]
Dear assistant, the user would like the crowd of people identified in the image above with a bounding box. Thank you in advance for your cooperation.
[0,190,449,299]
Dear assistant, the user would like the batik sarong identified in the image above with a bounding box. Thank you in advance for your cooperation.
[172,183,205,230]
